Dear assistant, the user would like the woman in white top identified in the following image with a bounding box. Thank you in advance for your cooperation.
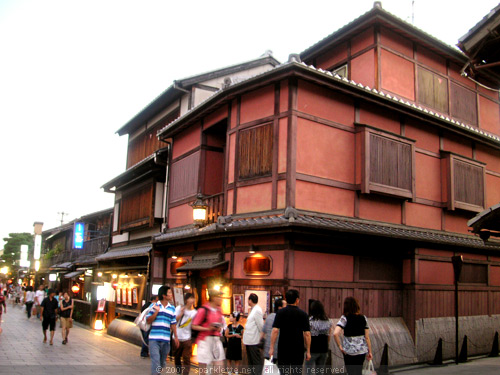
[25,286,35,319]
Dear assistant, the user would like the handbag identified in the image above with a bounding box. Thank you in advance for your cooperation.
[32,307,37,315]
[362,359,376,375]
[134,304,155,331]
[262,357,279,375]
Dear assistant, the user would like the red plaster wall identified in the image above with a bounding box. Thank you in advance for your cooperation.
[491,266,500,286]
[226,189,234,215]
[405,203,441,230]
[486,174,500,208]
[296,118,354,183]
[351,27,374,55]
[316,42,348,70]
[293,251,354,282]
[278,118,288,174]
[403,259,411,284]
[359,102,400,134]
[444,212,472,234]
[380,28,413,57]
[296,181,355,217]
[280,80,289,113]
[236,183,272,213]
[380,49,415,100]
[416,46,446,75]
[351,50,376,88]
[418,248,454,257]
[405,120,440,153]
[297,81,355,126]
[478,84,499,100]
[168,203,193,228]
[442,133,473,158]
[240,85,274,124]
[418,260,454,285]
[449,62,475,89]
[172,125,201,159]
[415,153,441,202]
[232,250,284,280]
[460,253,487,261]
[479,95,500,135]
[277,180,286,209]
[204,151,224,195]
[203,107,228,130]
[476,144,500,174]
[228,133,235,184]
[359,195,401,224]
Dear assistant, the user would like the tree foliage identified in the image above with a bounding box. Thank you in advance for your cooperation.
[1,233,34,273]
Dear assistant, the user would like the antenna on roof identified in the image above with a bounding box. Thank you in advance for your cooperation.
[412,0,415,24]
[373,1,382,9]
[261,50,273,57]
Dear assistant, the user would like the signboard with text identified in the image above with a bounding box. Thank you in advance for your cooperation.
[73,222,85,249]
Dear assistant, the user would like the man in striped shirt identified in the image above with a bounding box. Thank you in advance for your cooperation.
[146,286,179,375]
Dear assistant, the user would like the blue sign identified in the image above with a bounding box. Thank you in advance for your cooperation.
[73,222,85,249]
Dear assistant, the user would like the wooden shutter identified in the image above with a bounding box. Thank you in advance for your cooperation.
[450,83,477,125]
[120,183,154,230]
[127,135,145,168]
[169,152,200,202]
[417,67,448,113]
[453,159,484,209]
[238,123,273,179]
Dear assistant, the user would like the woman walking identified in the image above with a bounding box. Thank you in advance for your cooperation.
[25,286,35,319]
[333,297,373,375]
[59,292,74,344]
[305,300,333,373]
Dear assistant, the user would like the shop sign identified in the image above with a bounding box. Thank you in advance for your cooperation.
[73,222,85,249]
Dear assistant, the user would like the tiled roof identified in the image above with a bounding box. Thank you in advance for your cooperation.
[96,244,151,262]
[73,255,98,266]
[176,253,228,271]
[49,262,73,270]
[153,210,500,251]
[64,270,85,279]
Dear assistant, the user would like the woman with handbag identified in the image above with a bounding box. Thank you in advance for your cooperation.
[305,300,333,374]
[333,297,373,375]
[59,292,74,344]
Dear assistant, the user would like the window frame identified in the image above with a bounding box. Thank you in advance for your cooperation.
[356,124,416,200]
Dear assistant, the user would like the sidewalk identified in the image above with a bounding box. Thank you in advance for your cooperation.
[0,303,156,374]
[391,356,500,374]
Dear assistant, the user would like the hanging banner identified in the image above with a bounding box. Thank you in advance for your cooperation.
[73,222,85,249]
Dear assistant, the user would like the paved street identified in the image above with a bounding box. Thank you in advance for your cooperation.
[2,302,500,374]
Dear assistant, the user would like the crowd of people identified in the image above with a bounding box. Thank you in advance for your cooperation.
[142,287,373,375]
[0,283,74,345]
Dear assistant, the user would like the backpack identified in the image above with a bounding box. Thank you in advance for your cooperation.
[134,303,155,332]
[191,306,208,341]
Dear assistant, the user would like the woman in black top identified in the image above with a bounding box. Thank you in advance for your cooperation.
[59,292,74,344]
[225,312,244,374]
[305,300,333,374]
[333,297,373,375]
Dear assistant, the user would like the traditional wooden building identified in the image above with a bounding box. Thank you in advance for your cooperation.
[142,2,500,365]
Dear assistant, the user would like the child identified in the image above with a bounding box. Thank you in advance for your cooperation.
[225,312,244,375]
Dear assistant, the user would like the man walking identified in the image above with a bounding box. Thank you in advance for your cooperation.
[262,298,286,363]
[270,289,311,375]
[243,293,264,375]
[146,286,179,375]
[174,293,197,375]
[40,289,59,345]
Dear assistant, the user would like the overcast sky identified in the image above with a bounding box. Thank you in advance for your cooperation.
[1,0,498,249]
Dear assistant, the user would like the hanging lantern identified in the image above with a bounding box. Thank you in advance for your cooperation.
[71,284,80,294]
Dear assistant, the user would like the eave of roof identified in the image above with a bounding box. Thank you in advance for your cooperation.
[468,202,500,233]
[115,55,280,136]
[458,3,500,52]
[156,61,500,147]
[300,4,466,64]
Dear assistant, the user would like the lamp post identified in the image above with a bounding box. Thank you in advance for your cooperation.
[452,255,463,365]
[190,193,208,227]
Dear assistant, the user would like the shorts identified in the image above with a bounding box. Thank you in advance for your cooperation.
[42,317,56,331]
[61,317,73,329]
[197,336,225,364]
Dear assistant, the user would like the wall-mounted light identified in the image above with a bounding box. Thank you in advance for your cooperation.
[249,244,256,254]
[97,272,103,277]
[112,274,117,279]
[190,193,208,226]
[138,273,143,277]
[171,253,178,260]
[184,284,191,290]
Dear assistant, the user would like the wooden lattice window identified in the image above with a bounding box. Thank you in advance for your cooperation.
[244,255,272,276]
[356,125,415,200]
[417,67,449,113]
[120,182,154,231]
[441,152,485,212]
[238,123,273,179]
[450,83,477,125]
[169,152,200,202]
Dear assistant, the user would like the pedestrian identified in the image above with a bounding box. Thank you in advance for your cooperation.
[59,292,73,344]
[191,289,226,373]
[243,293,264,375]
[34,285,45,319]
[225,311,244,375]
[269,289,311,375]
[25,286,35,319]
[146,286,179,375]
[174,293,197,375]
[141,295,159,358]
[305,300,333,374]
[40,288,59,345]
[261,298,286,364]
[0,289,6,323]
[333,297,373,375]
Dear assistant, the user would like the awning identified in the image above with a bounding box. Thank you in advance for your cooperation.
[176,252,228,272]
[96,244,151,262]
[49,262,73,270]
[64,270,85,279]
[468,202,500,235]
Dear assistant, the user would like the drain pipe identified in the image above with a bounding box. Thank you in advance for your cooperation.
[154,142,171,232]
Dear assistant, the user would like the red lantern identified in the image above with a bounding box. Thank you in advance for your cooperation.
[71,284,80,294]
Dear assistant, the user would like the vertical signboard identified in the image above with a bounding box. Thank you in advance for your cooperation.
[20,245,30,267]
[73,222,85,249]
[34,234,42,260]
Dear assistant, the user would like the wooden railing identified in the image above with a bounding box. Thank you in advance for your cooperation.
[206,193,224,225]
[41,235,109,268]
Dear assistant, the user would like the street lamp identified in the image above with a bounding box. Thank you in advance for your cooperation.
[190,193,208,226]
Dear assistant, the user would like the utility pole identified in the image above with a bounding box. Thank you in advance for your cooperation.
[57,211,69,226]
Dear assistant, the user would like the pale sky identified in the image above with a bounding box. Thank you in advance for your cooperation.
[0,0,498,248]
